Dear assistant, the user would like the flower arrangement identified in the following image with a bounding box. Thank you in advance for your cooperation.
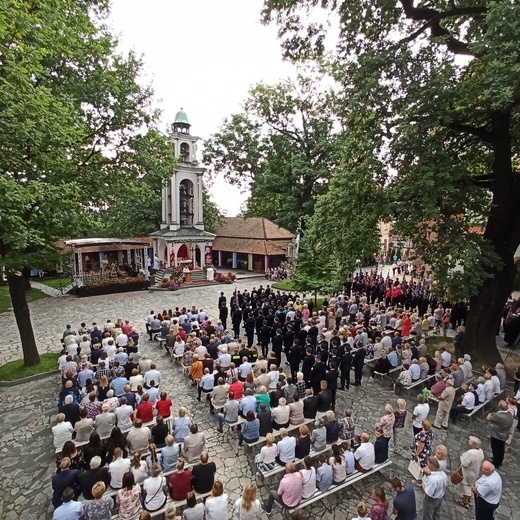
[215,271,236,283]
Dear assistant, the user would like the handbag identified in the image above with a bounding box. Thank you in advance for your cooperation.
[451,466,464,485]
[408,459,423,480]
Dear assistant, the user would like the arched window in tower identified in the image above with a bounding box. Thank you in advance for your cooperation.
[179,179,194,226]
[180,142,190,162]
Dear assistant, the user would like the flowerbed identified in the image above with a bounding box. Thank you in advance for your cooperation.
[77,278,148,296]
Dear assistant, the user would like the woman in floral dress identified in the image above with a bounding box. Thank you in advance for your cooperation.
[116,472,141,520]
[411,419,434,468]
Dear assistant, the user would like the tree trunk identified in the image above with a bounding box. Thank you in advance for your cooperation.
[7,272,40,366]
[464,259,516,367]
[463,111,520,367]
[22,267,32,291]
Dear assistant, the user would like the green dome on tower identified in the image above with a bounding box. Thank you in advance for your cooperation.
[172,108,191,134]
[174,108,189,125]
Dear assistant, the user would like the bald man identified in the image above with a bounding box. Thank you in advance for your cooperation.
[354,433,375,473]
[472,461,502,520]
[262,461,303,514]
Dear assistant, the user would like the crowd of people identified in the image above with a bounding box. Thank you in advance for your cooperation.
[48,282,516,520]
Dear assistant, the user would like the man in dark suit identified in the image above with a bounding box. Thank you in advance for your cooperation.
[302,348,315,389]
[487,400,514,469]
[309,355,327,396]
[340,348,353,390]
[303,389,319,419]
[353,345,366,386]
[317,381,333,412]
[51,458,80,508]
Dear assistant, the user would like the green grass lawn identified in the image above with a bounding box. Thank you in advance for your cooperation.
[0,352,59,381]
[37,277,69,289]
[0,285,50,314]
[271,280,295,291]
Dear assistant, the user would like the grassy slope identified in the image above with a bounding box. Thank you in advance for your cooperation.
[0,285,49,313]
[0,352,59,380]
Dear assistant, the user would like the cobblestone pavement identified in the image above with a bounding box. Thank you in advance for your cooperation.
[0,280,518,520]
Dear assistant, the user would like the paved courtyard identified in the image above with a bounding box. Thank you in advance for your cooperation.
[0,279,518,520]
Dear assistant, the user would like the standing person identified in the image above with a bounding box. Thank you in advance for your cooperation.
[339,347,353,390]
[233,483,262,520]
[433,378,456,429]
[370,486,389,520]
[392,399,407,452]
[377,404,395,447]
[411,420,434,473]
[353,344,366,386]
[421,457,448,520]
[471,461,502,520]
[389,476,417,520]
[411,394,430,436]
[457,436,485,509]
[486,400,514,469]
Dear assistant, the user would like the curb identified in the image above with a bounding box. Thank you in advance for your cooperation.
[0,369,60,387]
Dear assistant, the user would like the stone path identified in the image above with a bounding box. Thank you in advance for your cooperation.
[0,280,518,520]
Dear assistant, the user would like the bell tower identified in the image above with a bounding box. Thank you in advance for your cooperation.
[151,109,215,270]
[161,108,205,231]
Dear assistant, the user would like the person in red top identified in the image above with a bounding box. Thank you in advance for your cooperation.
[168,458,193,501]
[121,320,133,335]
[135,394,154,423]
[155,392,173,418]
[228,378,244,401]
[401,314,411,337]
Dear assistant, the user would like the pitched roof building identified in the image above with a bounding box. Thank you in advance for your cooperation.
[212,217,294,271]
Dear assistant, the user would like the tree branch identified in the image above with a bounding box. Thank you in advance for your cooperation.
[448,122,493,142]
[399,1,486,56]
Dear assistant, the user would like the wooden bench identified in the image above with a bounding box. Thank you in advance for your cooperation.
[402,373,436,391]
[463,389,505,423]
[282,459,393,516]
[373,364,402,379]
[244,411,329,453]
[110,490,211,519]
[258,444,333,482]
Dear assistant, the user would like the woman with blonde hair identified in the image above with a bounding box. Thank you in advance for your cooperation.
[173,407,192,443]
[377,404,395,446]
[255,433,276,472]
[142,462,167,512]
[83,481,113,519]
[392,399,407,451]
[234,483,262,520]
[458,436,484,509]
[434,444,448,472]
[204,481,228,520]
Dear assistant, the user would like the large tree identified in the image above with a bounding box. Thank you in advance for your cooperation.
[0,0,157,365]
[203,75,338,231]
[262,0,520,365]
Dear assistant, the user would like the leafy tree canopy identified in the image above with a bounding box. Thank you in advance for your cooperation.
[262,0,520,364]
[0,0,160,364]
[203,74,339,231]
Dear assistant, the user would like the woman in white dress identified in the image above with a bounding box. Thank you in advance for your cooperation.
[458,436,484,509]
